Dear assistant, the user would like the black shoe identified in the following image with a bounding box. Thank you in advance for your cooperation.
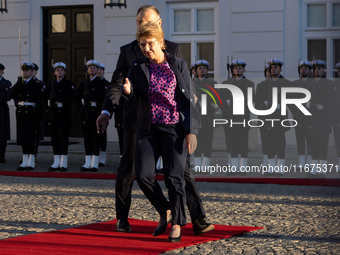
[99,162,105,167]
[48,166,60,172]
[192,217,214,235]
[153,213,172,236]
[17,166,26,171]
[26,166,35,171]
[91,167,98,172]
[60,167,67,172]
[80,167,91,172]
[168,232,182,243]
[116,219,132,233]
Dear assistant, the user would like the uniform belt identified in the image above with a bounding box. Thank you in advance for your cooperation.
[18,101,36,107]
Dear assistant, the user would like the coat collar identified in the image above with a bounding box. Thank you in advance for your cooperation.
[131,40,145,60]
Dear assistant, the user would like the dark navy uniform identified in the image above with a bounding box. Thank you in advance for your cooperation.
[308,75,335,161]
[255,74,291,162]
[11,61,45,171]
[74,74,107,171]
[221,76,254,160]
[46,78,75,156]
[0,70,12,163]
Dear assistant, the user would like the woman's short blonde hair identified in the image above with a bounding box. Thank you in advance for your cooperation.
[136,22,165,48]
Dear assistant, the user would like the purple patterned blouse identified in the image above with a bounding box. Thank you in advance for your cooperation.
[149,62,179,124]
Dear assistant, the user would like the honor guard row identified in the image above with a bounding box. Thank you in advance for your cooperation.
[0,60,109,172]
[191,58,340,176]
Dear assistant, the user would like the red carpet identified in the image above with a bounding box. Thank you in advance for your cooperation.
[0,219,262,255]
[0,170,339,186]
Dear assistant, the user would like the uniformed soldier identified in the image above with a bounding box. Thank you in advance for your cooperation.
[290,61,313,168]
[308,60,335,175]
[74,60,107,172]
[190,62,197,79]
[97,63,110,167]
[46,62,75,172]
[220,60,254,170]
[0,63,12,163]
[11,61,45,170]
[264,63,271,79]
[193,60,216,169]
[255,58,291,172]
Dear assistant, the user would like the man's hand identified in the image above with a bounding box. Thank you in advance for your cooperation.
[185,134,197,154]
[96,113,109,134]
[123,78,131,95]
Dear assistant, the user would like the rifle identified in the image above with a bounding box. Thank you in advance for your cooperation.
[49,58,56,123]
[83,56,89,122]
[19,29,22,78]
[227,55,230,79]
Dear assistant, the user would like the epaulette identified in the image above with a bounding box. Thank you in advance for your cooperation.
[35,80,41,84]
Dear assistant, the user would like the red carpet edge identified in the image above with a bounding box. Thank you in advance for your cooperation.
[0,170,339,186]
[0,219,263,255]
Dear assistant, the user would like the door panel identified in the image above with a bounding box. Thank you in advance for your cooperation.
[43,6,94,138]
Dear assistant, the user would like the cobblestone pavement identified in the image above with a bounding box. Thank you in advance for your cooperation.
[0,176,339,254]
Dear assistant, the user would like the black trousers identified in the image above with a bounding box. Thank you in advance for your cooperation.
[115,128,206,223]
[116,127,124,155]
[100,131,107,152]
[195,115,213,158]
[82,127,102,156]
[266,130,286,159]
[310,130,329,160]
[22,145,35,155]
[294,126,312,155]
[259,128,271,156]
[135,124,186,226]
[0,140,6,159]
[228,127,249,158]
[50,127,69,155]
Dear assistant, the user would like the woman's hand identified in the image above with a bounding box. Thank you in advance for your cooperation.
[123,78,131,95]
[186,134,197,154]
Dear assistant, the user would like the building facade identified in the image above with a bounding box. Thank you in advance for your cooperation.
[1,0,339,143]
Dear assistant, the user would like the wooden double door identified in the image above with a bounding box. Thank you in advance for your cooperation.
[43,5,94,137]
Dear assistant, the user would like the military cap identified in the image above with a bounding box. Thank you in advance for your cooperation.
[267,58,284,67]
[99,63,106,70]
[32,63,39,71]
[231,60,246,68]
[21,61,34,70]
[264,63,270,70]
[53,62,66,71]
[299,60,312,69]
[86,60,100,68]
[195,59,210,68]
[311,60,326,68]
[190,62,196,70]
[0,63,4,70]
[335,62,340,69]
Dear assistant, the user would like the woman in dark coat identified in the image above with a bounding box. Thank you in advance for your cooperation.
[122,22,200,242]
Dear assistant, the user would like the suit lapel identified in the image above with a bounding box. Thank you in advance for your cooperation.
[140,61,150,84]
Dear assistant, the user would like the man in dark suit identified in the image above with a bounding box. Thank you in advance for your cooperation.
[97,5,213,235]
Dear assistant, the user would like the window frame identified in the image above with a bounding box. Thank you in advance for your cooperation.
[305,1,340,31]
[168,2,218,78]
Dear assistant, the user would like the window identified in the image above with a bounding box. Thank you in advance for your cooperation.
[174,10,191,32]
[304,2,340,78]
[307,4,326,28]
[307,39,326,61]
[169,2,218,78]
[172,7,215,34]
[51,14,66,33]
[76,13,91,32]
[332,3,340,27]
[333,39,340,78]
